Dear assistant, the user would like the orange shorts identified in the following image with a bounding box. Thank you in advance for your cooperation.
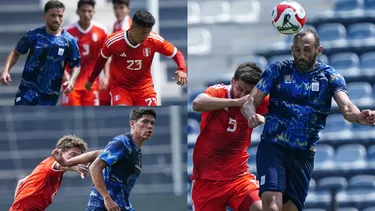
[61,90,99,106]
[110,87,158,106]
[99,89,111,106]
[191,174,260,211]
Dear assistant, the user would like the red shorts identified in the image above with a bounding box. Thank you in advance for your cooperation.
[61,90,99,106]
[99,89,111,106]
[191,174,260,211]
[110,87,158,106]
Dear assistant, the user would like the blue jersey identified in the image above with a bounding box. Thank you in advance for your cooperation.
[87,133,142,211]
[256,60,347,150]
[15,26,80,96]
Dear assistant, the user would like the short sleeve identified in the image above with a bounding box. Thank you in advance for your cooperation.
[256,64,280,95]
[151,33,177,58]
[15,30,33,55]
[99,136,132,166]
[330,72,348,96]
[100,36,113,59]
[256,95,269,115]
[203,84,227,98]
[68,38,81,68]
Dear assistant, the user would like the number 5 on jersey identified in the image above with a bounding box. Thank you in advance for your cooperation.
[227,118,237,132]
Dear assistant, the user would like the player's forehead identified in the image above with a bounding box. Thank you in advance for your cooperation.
[46,7,64,15]
[294,33,316,47]
[138,114,155,122]
[235,79,255,90]
[79,4,94,10]
[65,147,82,154]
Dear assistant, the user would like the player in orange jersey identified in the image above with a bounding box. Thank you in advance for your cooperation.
[99,0,133,106]
[10,135,89,211]
[61,0,108,106]
[191,62,268,211]
[85,9,188,106]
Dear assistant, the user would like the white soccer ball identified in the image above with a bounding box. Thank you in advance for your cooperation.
[271,1,306,35]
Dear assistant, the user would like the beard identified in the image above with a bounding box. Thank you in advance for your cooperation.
[294,54,317,71]
[48,22,60,31]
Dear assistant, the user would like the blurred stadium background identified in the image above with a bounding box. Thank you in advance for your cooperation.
[0,0,187,106]
[0,106,187,211]
[188,0,375,211]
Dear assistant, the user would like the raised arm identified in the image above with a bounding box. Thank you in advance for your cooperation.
[52,149,102,167]
[241,87,267,120]
[193,93,243,112]
[64,38,81,94]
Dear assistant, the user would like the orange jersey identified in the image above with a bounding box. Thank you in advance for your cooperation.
[192,84,269,181]
[11,157,64,210]
[64,22,108,90]
[101,30,177,90]
[113,15,132,33]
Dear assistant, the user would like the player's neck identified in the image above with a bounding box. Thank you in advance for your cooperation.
[127,30,138,45]
[78,20,91,30]
[130,132,145,148]
[45,26,62,36]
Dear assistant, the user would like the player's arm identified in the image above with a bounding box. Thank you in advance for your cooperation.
[333,74,375,125]
[14,176,28,199]
[1,31,32,85]
[242,65,279,125]
[52,149,102,167]
[154,35,187,86]
[193,93,243,112]
[63,38,81,93]
[90,138,130,203]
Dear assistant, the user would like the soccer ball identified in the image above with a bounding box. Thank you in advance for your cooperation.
[271,1,306,35]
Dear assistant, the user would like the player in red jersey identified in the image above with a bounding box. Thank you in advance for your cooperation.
[191,62,269,211]
[85,9,187,106]
[61,0,108,106]
[10,135,88,211]
[99,0,133,106]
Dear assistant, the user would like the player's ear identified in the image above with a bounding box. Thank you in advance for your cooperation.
[129,120,135,129]
[317,45,323,56]
[230,78,235,86]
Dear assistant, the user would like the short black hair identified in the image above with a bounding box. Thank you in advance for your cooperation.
[132,9,155,28]
[293,27,320,47]
[129,107,156,121]
[44,0,65,13]
[112,0,130,7]
[233,62,263,85]
[77,0,96,9]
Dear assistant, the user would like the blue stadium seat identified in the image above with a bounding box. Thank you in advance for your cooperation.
[188,1,200,24]
[334,144,367,170]
[314,144,335,171]
[338,208,359,211]
[359,51,375,76]
[363,207,375,211]
[317,23,347,47]
[329,52,360,77]
[188,133,198,147]
[188,89,203,105]
[317,176,348,191]
[334,0,363,11]
[347,82,373,106]
[366,145,375,165]
[364,0,375,9]
[188,118,200,134]
[200,1,231,24]
[230,0,261,23]
[187,149,193,175]
[231,55,268,71]
[268,54,293,65]
[310,178,316,190]
[318,54,329,65]
[188,27,212,55]
[347,23,375,40]
[348,175,375,189]
[321,114,352,141]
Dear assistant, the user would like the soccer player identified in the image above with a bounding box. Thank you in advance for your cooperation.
[61,0,108,106]
[85,9,187,106]
[191,62,269,211]
[242,28,375,211]
[51,107,156,211]
[10,135,88,211]
[0,0,81,106]
[99,0,133,106]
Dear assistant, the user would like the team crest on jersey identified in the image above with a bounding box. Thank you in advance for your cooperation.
[143,48,151,57]
[92,33,98,42]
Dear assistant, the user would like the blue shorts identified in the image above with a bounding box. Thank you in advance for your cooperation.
[256,140,315,211]
[15,84,59,106]
[86,206,130,211]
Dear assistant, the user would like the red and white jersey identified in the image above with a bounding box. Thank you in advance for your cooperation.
[113,15,132,33]
[64,21,108,90]
[100,30,178,90]
[192,84,269,181]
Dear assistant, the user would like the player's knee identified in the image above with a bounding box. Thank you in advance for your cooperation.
[261,191,282,211]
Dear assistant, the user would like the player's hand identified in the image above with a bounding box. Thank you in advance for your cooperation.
[248,114,265,128]
[51,149,67,166]
[70,164,89,176]
[237,94,250,107]
[85,81,93,92]
[172,70,187,86]
[0,72,11,85]
[357,109,375,126]
[63,80,74,94]
[104,197,121,211]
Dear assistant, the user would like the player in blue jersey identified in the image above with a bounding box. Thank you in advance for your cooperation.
[51,107,156,211]
[242,28,375,211]
[0,0,81,106]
